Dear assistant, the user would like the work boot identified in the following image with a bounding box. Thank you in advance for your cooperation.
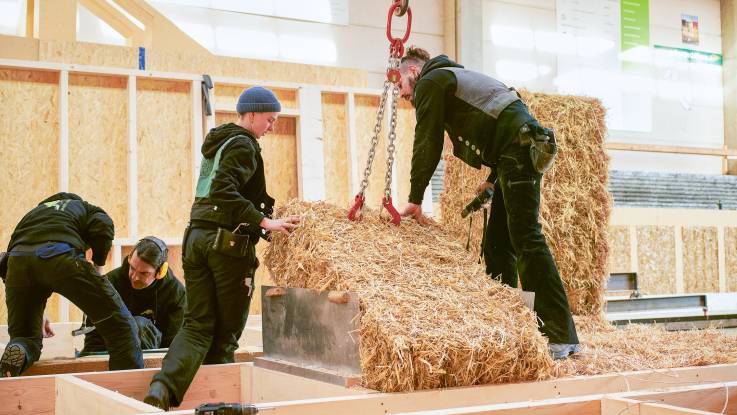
[143,381,171,411]
[549,343,581,360]
[0,343,27,377]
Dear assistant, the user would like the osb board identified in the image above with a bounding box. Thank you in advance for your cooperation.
[122,244,185,285]
[394,99,417,206]
[68,74,129,238]
[321,93,351,206]
[39,39,138,68]
[355,94,388,209]
[136,78,192,238]
[147,49,367,87]
[0,69,60,250]
[682,226,719,293]
[636,226,676,295]
[609,225,631,273]
[213,113,299,207]
[727,227,737,292]
[214,84,298,111]
[0,69,59,322]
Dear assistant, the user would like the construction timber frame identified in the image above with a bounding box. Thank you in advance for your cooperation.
[1,362,736,415]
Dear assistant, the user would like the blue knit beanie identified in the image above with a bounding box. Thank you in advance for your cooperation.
[236,86,282,114]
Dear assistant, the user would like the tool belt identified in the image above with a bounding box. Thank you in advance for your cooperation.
[518,124,558,173]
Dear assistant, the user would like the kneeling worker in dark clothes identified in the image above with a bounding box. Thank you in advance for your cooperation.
[396,47,580,359]
[0,193,143,377]
[144,86,300,410]
[81,237,186,354]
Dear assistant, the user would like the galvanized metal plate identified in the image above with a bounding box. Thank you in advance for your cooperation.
[261,286,361,375]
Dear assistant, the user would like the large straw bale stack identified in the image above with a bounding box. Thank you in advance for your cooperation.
[265,201,555,392]
[440,91,611,316]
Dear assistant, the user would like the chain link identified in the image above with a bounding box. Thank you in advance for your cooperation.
[384,66,401,198]
[357,74,392,197]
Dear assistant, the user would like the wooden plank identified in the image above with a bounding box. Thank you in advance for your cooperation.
[606,142,737,157]
[600,397,715,415]
[55,374,158,415]
[157,363,737,415]
[630,383,736,414]
[247,364,371,404]
[77,363,242,410]
[0,375,55,415]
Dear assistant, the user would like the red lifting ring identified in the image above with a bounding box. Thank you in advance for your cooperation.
[386,1,412,58]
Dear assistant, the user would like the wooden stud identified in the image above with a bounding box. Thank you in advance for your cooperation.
[59,69,69,192]
[717,225,727,293]
[55,374,159,415]
[0,374,56,414]
[347,92,359,195]
[296,86,326,201]
[675,225,685,294]
[127,75,138,239]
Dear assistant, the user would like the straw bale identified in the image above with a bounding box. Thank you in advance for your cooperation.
[68,74,129,238]
[555,316,737,376]
[608,225,631,273]
[265,200,555,392]
[439,92,611,316]
[321,93,352,206]
[636,226,676,294]
[682,226,719,293]
[214,84,297,111]
[136,79,192,238]
[726,227,737,292]
[354,95,389,209]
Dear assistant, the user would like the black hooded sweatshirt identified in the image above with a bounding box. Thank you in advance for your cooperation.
[82,256,186,351]
[189,123,274,240]
[408,55,535,204]
[7,193,114,266]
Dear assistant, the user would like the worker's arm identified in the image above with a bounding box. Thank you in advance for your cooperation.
[83,203,114,267]
[408,78,446,205]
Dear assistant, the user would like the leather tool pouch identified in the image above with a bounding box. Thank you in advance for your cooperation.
[212,223,250,257]
[529,126,558,173]
[0,252,8,281]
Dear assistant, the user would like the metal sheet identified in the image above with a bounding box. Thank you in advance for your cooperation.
[606,294,706,313]
[261,286,361,375]
[607,272,638,291]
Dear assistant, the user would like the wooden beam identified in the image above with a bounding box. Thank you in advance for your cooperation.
[76,363,243,410]
[25,0,35,38]
[0,375,55,414]
[191,79,203,195]
[78,0,144,44]
[630,383,736,414]
[37,0,76,42]
[127,75,138,239]
[55,374,159,415]
[606,142,737,157]
[600,397,715,415]
[157,363,737,415]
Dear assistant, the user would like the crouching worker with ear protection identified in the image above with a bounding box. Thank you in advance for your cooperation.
[81,236,186,354]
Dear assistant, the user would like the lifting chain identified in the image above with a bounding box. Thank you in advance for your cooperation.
[348,1,411,226]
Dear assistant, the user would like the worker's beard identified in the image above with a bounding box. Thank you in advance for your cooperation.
[406,74,418,107]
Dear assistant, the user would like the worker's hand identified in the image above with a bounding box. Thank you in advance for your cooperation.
[400,203,431,226]
[476,181,494,194]
[42,315,55,338]
[260,216,301,235]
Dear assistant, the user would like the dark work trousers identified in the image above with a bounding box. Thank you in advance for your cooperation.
[3,252,143,372]
[152,226,257,407]
[482,133,579,345]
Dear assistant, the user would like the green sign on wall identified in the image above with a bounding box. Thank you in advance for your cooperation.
[621,0,649,51]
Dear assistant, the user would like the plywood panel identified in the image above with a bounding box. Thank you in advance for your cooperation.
[682,226,719,293]
[609,225,631,273]
[727,227,737,292]
[261,116,299,206]
[355,94,388,209]
[637,226,676,294]
[321,92,351,206]
[394,99,417,207]
[68,74,129,238]
[136,78,192,238]
[215,84,298,111]
[0,69,60,325]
